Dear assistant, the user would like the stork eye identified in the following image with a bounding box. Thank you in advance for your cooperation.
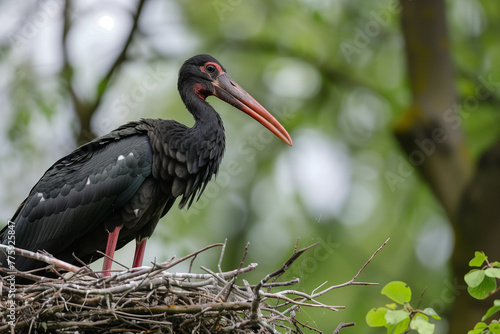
[206,64,216,73]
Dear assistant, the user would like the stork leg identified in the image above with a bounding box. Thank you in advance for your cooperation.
[102,226,121,277]
[132,238,147,269]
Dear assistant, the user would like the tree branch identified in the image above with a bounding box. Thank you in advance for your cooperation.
[60,0,147,144]
[395,0,473,223]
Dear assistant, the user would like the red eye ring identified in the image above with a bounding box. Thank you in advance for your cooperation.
[200,62,224,76]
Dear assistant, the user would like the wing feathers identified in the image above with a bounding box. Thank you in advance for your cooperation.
[5,131,153,262]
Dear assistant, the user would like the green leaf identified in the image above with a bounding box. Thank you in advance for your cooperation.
[473,322,488,330]
[381,281,412,305]
[465,270,486,288]
[470,251,487,267]
[482,301,500,321]
[393,318,411,334]
[415,313,429,321]
[491,261,500,267]
[410,315,435,334]
[485,268,500,278]
[366,307,388,327]
[385,310,410,325]
[422,307,441,320]
[491,322,500,334]
[468,322,488,334]
[468,276,497,299]
[386,313,410,334]
[386,303,397,310]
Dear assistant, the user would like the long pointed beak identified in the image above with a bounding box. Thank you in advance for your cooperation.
[212,73,292,146]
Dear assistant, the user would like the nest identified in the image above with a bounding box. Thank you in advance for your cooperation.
[0,239,387,333]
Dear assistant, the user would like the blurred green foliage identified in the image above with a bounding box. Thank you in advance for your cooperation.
[465,252,500,333]
[1,0,500,332]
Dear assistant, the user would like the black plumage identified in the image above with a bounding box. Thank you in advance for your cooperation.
[0,54,292,277]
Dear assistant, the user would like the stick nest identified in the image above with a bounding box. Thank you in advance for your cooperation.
[0,239,387,333]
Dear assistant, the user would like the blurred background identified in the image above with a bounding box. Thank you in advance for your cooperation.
[0,0,499,332]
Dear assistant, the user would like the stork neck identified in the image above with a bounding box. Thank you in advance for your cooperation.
[184,96,223,132]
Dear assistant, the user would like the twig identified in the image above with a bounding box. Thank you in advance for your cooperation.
[120,302,252,314]
[269,238,301,293]
[96,250,129,271]
[0,245,93,276]
[305,238,390,300]
[332,322,356,334]
[251,242,319,322]
[160,243,225,269]
[221,242,249,302]
[254,242,319,292]
[417,287,427,309]
[218,238,227,274]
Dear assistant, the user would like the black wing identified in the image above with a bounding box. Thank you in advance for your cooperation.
[0,123,152,271]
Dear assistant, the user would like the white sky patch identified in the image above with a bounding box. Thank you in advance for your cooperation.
[415,217,454,270]
[264,58,321,99]
[341,182,377,226]
[276,129,351,219]
[97,14,115,31]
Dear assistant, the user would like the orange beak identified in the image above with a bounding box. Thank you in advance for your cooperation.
[212,73,292,146]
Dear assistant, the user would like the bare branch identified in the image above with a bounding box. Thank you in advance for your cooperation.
[60,0,147,143]
[0,244,94,277]
[332,322,356,334]
[0,240,384,333]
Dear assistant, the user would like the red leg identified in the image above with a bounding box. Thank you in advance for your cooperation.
[132,238,147,269]
[102,226,121,277]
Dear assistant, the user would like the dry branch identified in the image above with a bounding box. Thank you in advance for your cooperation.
[0,239,387,333]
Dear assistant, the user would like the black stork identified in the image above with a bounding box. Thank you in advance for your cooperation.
[0,54,292,277]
